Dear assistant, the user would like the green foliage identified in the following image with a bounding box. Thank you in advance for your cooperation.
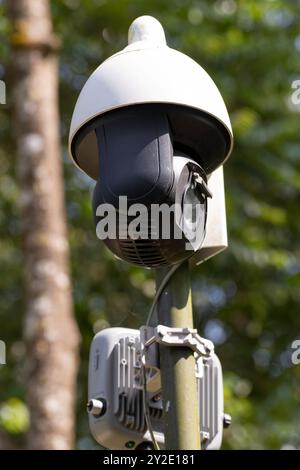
[0,398,29,434]
[1,0,300,449]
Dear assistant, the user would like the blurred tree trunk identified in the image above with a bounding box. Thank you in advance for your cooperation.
[0,431,17,450]
[8,0,80,450]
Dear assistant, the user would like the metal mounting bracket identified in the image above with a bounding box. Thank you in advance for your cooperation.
[143,325,214,357]
[140,325,215,378]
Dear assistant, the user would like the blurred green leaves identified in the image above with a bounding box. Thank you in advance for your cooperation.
[0,398,29,435]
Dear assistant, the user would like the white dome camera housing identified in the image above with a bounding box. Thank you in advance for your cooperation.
[69,16,233,267]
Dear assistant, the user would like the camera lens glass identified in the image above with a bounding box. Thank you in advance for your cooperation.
[184,185,203,225]
[182,181,206,248]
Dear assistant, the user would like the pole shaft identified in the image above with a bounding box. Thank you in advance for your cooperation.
[156,261,201,450]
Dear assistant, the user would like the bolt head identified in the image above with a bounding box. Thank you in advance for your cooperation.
[223,413,232,428]
[87,398,106,417]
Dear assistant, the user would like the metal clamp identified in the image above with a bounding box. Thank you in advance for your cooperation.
[143,325,214,359]
[140,325,214,377]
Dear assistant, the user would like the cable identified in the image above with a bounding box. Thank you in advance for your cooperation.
[142,260,185,449]
[141,363,160,450]
[146,261,184,326]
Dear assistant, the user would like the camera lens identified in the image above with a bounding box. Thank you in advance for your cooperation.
[182,181,206,249]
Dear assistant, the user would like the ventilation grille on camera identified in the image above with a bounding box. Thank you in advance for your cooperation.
[118,238,168,267]
[117,217,168,267]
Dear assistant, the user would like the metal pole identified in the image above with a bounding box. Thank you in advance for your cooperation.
[155,260,201,450]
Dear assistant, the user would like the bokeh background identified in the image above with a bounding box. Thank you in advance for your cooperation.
[0,0,300,449]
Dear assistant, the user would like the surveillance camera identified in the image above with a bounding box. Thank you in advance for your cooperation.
[69,16,233,267]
